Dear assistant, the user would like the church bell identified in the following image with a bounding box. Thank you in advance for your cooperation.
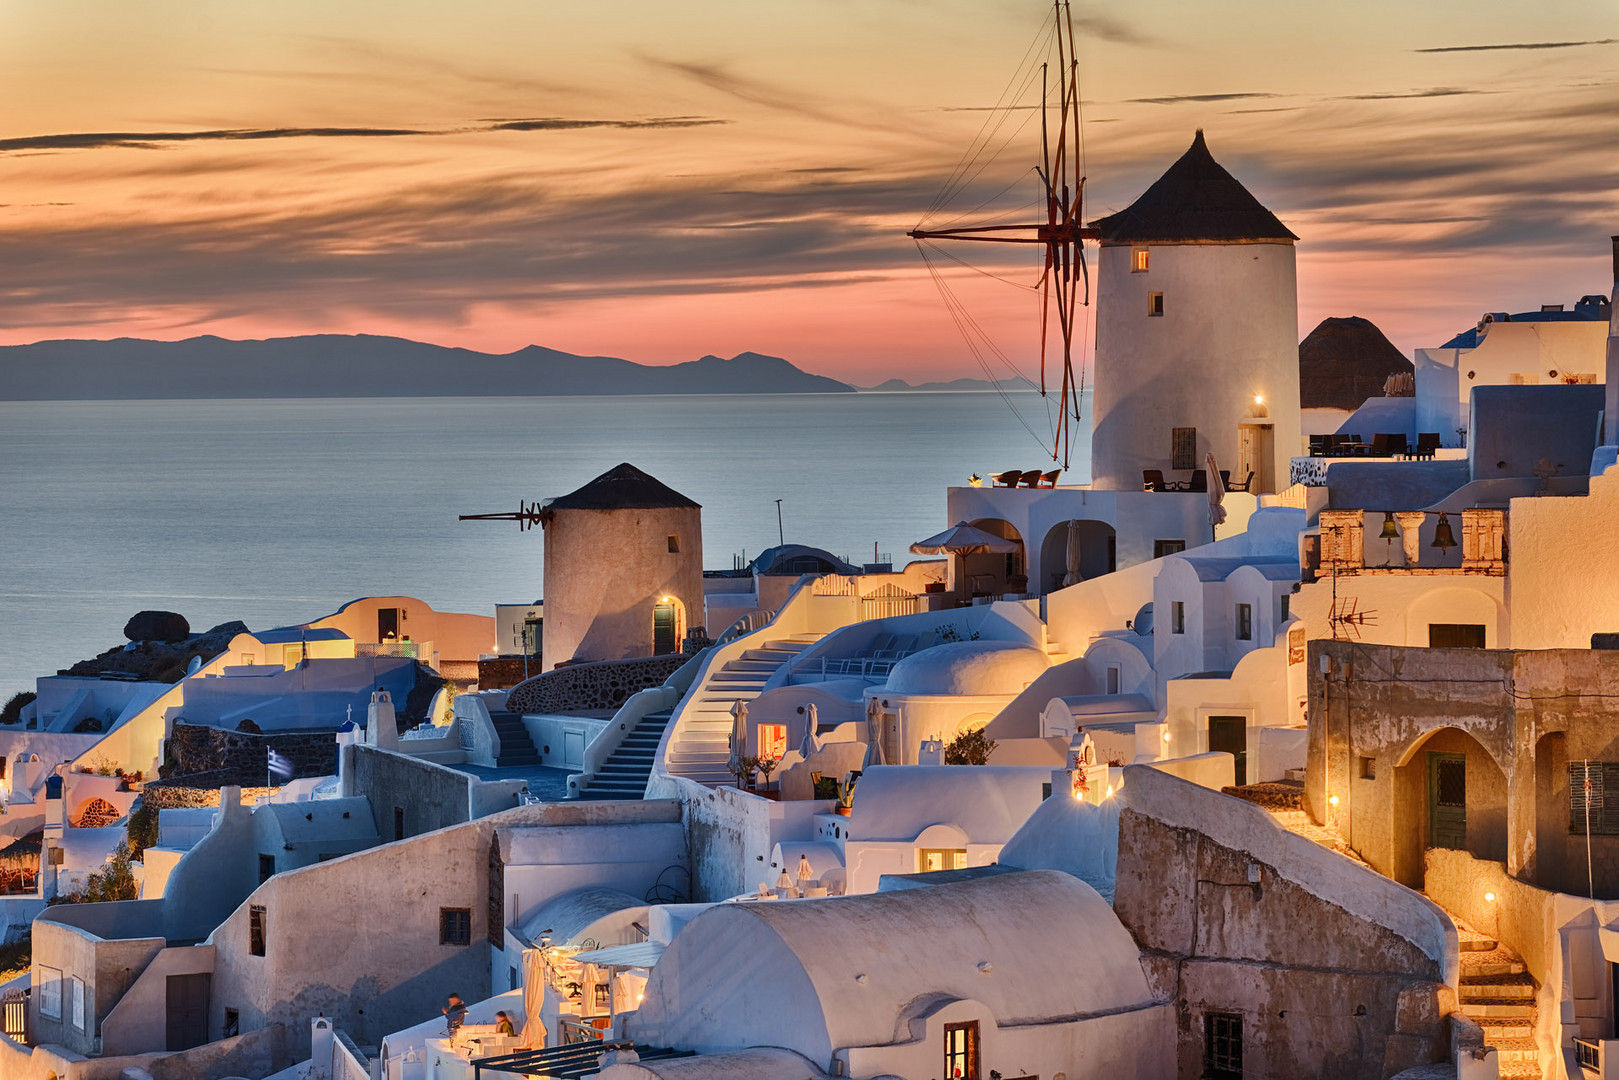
[1430,512,1456,552]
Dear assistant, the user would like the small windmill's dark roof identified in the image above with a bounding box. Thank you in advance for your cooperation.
[1092,130,1297,245]
[546,463,700,511]
[1299,316,1413,410]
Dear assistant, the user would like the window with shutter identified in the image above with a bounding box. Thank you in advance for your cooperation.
[1569,762,1619,835]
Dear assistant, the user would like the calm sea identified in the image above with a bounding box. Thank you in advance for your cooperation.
[0,392,1089,698]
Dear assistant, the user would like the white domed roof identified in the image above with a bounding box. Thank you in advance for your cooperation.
[884,640,1048,697]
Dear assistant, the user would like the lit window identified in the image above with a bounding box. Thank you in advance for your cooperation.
[919,848,968,873]
[944,1020,980,1080]
[757,724,787,760]
[1236,604,1253,641]
[249,905,267,956]
[440,907,473,946]
[1171,601,1185,635]
[1132,247,1150,272]
[1149,291,1165,317]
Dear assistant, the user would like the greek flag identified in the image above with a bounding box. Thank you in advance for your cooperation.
[266,748,294,780]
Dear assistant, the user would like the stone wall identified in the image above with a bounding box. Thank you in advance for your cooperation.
[139,783,281,808]
[1113,766,1454,1080]
[163,723,337,785]
[478,657,538,692]
[505,654,689,715]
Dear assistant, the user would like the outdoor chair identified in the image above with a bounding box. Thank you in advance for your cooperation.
[1416,432,1441,460]
[1188,469,1207,493]
[1387,433,1409,458]
[1218,469,1230,490]
[1308,435,1326,456]
[1227,470,1255,492]
[1143,469,1168,492]
[992,469,1023,487]
[1368,433,1390,457]
[1039,469,1061,487]
[1017,470,1043,487]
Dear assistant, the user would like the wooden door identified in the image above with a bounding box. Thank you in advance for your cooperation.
[166,973,210,1051]
[1208,716,1248,786]
[1429,752,1467,850]
[652,603,677,655]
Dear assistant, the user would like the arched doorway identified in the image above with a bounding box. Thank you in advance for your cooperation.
[1038,520,1117,593]
[1534,731,1569,892]
[1392,727,1508,888]
[652,596,686,655]
[962,519,1026,599]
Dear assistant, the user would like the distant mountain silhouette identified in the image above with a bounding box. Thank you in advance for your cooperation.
[0,334,856,400]
[862,377,1033,392]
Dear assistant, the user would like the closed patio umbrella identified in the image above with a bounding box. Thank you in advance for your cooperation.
[728,700,748,784]
[910,521,1019,602]
[1206,452,1228,537]
[863,696,887,769]
[1063,519,1083,587]
[799,703,822,760]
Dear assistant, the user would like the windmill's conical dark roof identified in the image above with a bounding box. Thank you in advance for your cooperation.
[1298,316,1413,410]
[547,463,700,511]
[1092,130,1297,245]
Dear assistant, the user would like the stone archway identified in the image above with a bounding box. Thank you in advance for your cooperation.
[1391,727,1508,889]
[72,797,121,829]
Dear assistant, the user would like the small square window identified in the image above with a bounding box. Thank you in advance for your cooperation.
[1132,247,1150,272]
[440,907,473,946]
[394,806,405,842]
[1280,595,1290,622]
[1148,291,1165,317]
[249,905,267,956]
[224,1008,240,1038]
[1361,756,1377,780]
[1155,539,1187,559]
[1171,601,1186,635]
[38,966,61,1019]
[1107,666,1120,695]
[667,534,680,553]
[1236,603,1253,641]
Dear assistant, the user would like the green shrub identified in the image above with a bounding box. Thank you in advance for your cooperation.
[944,727,997,766]
[1,692,35,726]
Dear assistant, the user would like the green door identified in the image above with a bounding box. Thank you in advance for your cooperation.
[1429,752,1467,850]
[1208,716,1248,786]
[652,602,677,655]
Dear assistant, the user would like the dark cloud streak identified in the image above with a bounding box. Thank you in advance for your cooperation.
[1416,39,1617,53]
[0,118,727,154]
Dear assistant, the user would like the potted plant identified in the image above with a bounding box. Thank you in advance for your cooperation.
[756,753,781,792]
[835,771,861,816]
[729,754,760,791]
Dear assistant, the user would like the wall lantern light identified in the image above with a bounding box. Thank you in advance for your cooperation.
[1254,395,1264,406]
[1484,891,1496,903]
[1162,730,1172,743]
[1327,794,1340,807]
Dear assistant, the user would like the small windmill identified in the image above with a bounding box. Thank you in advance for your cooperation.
[458,500,547,531]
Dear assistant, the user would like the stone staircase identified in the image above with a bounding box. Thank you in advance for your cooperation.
[574,709,674,800]
[663,633,823,785]
[1453,920,1540,1079]
[489,711,542,767]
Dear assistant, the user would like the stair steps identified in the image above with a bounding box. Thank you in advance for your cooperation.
[1443,917,1541,1079]
[489,711,542,767]
[574,710,675,800]
[664,632,824,785]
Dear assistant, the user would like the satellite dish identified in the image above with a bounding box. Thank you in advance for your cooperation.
[1133,603,1154,637]
[185,655,203,676]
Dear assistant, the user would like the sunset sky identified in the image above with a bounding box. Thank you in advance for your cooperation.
[2,1,1615,382]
